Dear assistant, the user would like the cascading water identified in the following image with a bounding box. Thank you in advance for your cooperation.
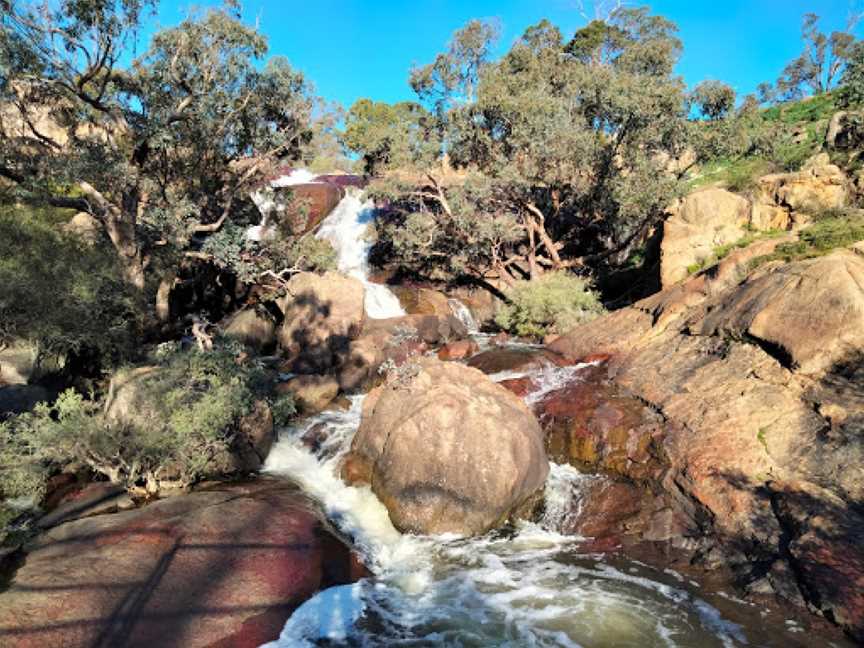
[447,298,479,333]
[259,360,815,648]
[314,190,405,319]
[247,168,406,320]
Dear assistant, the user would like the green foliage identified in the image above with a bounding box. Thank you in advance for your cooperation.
[1,2,318,292]
[762,92,837,123]
[748,209,864,270]
[200,225,336,287]
[376,10,690,286]
[772,13,857,100]
[691,80,737,120]
[840,41,864,107]
[342,99,439,176]
[0,344,274,499]
[0,204,142,364]
[270,394,297,428]
[495,272,606,338]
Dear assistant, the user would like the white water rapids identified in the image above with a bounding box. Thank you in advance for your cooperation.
[258,360,803,648]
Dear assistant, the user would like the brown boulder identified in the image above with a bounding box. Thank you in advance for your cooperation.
[278,374,340,414]
[660,188,751,287]
[0,480,366,648]
[696,251,864,376]
[345,359,549,535]
[223,308,276,351]
[467,347,570,375]
[437,339,479,361]
[277,272,366,372]
[274,182,344,236]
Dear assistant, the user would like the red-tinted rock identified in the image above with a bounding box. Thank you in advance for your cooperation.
[538,365,665,483]
[0,480,365,648]
[437,339,480,361]
[275,183,344,236]
[467,347,570,375]
[497,376,536,398]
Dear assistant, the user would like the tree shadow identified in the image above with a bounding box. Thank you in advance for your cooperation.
[0,481,363,648]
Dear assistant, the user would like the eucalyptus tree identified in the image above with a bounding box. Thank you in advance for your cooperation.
[358,9,690,288]
[0,0,316,293]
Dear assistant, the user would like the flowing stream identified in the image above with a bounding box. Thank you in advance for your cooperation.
[260,360,833,648]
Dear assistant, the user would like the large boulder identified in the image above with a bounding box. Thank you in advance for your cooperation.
[0,480,366,648]
[277,272,366,373]
[660,188,751,287]
[345,358,548,535]
[696,251,864,376]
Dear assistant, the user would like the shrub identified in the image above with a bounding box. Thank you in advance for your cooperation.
[0,344,279,499]
[495,272,605,339]
[747,210,864,271]
[0,204,142,365]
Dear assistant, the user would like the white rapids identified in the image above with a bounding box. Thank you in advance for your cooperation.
[258,361,780,648]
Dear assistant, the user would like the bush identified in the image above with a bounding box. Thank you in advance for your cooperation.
[0,204,142,365]
[0,344,280,499]
[747,210,864,271]
[495,272,605,338]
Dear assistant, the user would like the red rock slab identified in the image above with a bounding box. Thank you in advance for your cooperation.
[0,480,366,648]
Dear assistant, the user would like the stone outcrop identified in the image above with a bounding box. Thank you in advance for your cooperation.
[660,188,751,287]
[660,155,850,288]
[344,358,548,535]
[754,153,848,224]
[548,248,864,641]
[0,480,366,648]
[277,272,366,373]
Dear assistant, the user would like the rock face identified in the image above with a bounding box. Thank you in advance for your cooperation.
[660,156,850,288]
[275,183,345,235]
[696,251,864,376]
[278,271,366,373]
[661,188,751,287]
[223,308,277,351]
[345,358,548,535]
[548,248,864,642]
[0,480,366,648]
[755,153,848,221]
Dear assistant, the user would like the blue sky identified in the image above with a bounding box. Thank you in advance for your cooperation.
[151,1,859,109]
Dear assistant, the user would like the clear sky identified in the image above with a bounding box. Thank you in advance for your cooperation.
[150,1,859,109]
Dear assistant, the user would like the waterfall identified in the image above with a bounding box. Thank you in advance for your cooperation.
[447,297,479,333]
[247,169,405,319]
[315,190,405,319]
